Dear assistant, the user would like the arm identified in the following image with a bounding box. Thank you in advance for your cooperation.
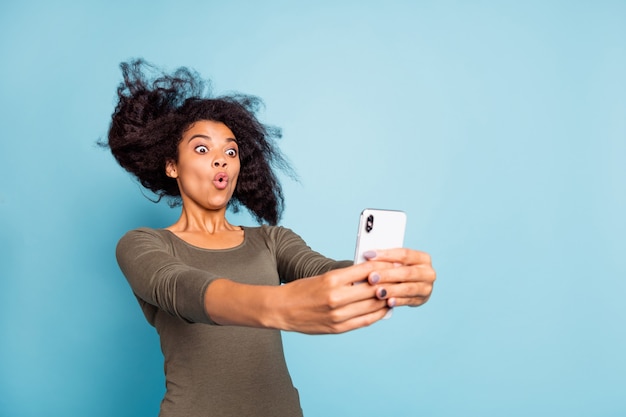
[263,225,353,282]
[116,228,219,324]
[264,227,436,310]
[117,227,397,333]
[204,260,393,334]
[205,226,396,334]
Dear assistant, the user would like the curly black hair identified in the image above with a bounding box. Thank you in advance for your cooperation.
[104,59,292,225]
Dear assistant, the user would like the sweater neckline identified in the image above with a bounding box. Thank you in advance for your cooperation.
[158,226,248,252]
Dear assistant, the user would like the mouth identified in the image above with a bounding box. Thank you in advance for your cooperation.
[213,172,229,190]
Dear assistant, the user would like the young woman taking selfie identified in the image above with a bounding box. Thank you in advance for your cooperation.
[105,59,436,417]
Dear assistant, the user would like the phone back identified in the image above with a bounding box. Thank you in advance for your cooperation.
[353,209,407,264]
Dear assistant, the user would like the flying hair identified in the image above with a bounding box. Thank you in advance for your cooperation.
[102,59,294,225]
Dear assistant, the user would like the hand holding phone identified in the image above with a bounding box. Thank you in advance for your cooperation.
[353,209,407,264]
[352,209,435,310]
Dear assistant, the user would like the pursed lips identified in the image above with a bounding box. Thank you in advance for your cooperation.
[213,172,229,190]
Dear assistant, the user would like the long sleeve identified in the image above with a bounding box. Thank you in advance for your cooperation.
[114,225,345,416]
[263,226,352,283]
[116,228,218,325]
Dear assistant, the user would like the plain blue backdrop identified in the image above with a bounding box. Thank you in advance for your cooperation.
[1,1,625,416]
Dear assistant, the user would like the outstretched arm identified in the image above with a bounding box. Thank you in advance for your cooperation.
[117,227,398,333]
[205,260,395,334]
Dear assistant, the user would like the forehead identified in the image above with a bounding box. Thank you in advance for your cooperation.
[182,120,235,140]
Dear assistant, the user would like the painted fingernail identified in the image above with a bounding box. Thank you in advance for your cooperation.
[388,297,397,308]
[383,309,393,320]
[370,272,380,284]
[363,250,377,259]
[378,288,387,298]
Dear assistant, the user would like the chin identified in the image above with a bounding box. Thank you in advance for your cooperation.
[205,199,231,210]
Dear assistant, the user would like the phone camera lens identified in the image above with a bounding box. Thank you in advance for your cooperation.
[365,215,374,233]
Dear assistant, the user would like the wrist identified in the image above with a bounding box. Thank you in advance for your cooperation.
[258,284,289,330]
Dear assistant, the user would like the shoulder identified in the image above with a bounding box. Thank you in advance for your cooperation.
[247,224,304,243]
[118,226,170,242]
[241,225,309,252]
[116,227,174,253]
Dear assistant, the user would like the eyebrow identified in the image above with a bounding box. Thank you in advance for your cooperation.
[187,134,237,144]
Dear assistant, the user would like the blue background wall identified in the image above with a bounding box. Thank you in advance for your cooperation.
[1,1,624,416]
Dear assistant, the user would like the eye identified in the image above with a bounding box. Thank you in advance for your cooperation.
[195,145,209,154]
[225,148,238,157]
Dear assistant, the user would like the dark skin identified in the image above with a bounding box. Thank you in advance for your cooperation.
[164,120,436,334]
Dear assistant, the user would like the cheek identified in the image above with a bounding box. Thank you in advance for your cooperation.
[177,162,212,190]
[232,159,241,177]
[230,165,241,189]
[184,159,211,175]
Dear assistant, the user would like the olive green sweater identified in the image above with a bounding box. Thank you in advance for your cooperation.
[116,225,350,417]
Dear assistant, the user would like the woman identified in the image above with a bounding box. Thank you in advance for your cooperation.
[106,59,435,417]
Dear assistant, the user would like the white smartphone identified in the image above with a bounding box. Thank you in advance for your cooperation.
[353,209,407,264]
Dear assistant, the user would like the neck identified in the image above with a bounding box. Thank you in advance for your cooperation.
[168,205,237,234]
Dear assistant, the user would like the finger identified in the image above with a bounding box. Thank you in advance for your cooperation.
[326,305,392,334]
[330,276,392,308]
[331,260,396,286]
[377,281,434,306]
[375,286,389,300]
[332,297,388,321]
[300,271,390,314]
[368,264,436,285]
[364,248,432,266]
[388,295,431,308]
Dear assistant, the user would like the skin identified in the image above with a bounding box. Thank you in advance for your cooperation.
[165,120,436,335]
[165,120,243,248]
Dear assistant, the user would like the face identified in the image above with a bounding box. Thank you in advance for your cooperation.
[166,120,240,212]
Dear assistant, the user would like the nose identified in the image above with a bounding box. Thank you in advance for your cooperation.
[213,157,227,168]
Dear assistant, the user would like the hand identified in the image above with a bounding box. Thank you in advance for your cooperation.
[275,261,398,335]
[363,249,435,308]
